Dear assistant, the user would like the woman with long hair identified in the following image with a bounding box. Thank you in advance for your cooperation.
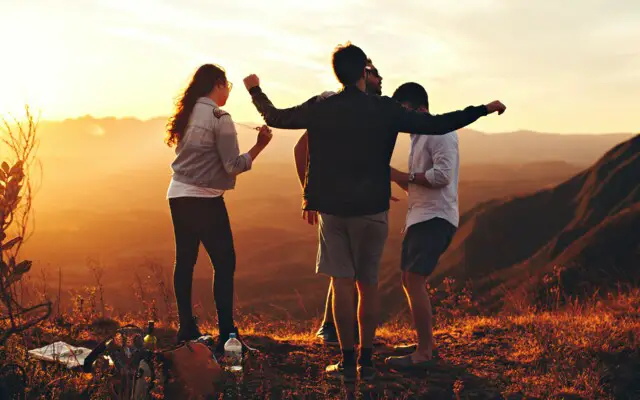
[166,64,272,349]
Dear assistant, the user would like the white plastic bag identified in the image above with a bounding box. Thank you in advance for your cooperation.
[28,341,93,369]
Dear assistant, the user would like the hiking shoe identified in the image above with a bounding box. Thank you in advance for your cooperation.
[316,323,339,346]
[176,322,203,343]
[358,365,377,382]
[325,362,357,383]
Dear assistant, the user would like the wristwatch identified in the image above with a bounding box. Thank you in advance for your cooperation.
[408,172,416,183]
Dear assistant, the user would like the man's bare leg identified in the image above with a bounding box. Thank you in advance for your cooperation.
[321,284,334,325]
[356,281,378,350]
[402,271,434,361]
[317,284,339,345]
[320,283,363,337]
[332,277,356,360]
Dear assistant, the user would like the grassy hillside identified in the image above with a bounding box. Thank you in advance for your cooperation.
[1,285,639,399]
[426,135,640,310]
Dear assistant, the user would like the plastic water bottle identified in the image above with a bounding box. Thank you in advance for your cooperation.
[224,333,243,372]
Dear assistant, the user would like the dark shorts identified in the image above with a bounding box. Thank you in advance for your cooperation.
[401,218,457,276]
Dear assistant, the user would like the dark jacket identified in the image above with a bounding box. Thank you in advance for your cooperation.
[249,85,488,216]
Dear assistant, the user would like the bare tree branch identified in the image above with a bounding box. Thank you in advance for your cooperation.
[0,106,50,345]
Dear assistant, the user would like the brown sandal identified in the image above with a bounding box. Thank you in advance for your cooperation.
[384,354,437,369]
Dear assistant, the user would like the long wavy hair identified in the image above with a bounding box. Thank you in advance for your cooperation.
[166,64,227,147]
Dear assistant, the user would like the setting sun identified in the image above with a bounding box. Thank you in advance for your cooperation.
[1,1,639,132]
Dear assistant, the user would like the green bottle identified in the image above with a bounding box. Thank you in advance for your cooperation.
[143,321,157,350]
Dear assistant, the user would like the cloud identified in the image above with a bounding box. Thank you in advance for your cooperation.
[5,0,639,132]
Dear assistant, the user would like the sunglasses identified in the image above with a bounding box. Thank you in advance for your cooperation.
[366,66,381,79]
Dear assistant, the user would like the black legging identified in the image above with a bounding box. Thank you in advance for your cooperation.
[169,196,236,335]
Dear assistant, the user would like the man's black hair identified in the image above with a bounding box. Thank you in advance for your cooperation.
[392,82,429,110]
[332,42,368,86]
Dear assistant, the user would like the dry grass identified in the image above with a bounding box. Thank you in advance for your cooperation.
[1,285,638,400]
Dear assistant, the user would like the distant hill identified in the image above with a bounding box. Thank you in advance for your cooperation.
[30,116,628,213]
[19,116,636,317]
[37,116,632,167]
[456,129,633,165]
[539,203,640,300]
[412,134,640,309]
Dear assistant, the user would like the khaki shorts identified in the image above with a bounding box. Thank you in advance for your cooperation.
[316,211,389,285]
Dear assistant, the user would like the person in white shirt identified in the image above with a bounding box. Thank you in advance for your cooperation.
[385,82,459,369]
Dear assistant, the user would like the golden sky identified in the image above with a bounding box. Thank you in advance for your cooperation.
[1,0,638,133]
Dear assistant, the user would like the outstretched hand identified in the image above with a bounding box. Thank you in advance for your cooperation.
[485,100,506,115]
[244,74,260,91]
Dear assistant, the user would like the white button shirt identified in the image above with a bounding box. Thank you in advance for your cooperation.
[405,131,460,230]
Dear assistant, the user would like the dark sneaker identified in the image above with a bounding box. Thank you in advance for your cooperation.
[316,323,339,346]
[325,362,357,383]
[176,322,203,343]
[358,365,377,382]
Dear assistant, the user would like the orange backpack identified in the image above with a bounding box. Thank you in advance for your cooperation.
[159,341,224,398]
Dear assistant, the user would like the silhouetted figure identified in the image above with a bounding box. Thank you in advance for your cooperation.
[293,58,384,346]
[166,64,272,351]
